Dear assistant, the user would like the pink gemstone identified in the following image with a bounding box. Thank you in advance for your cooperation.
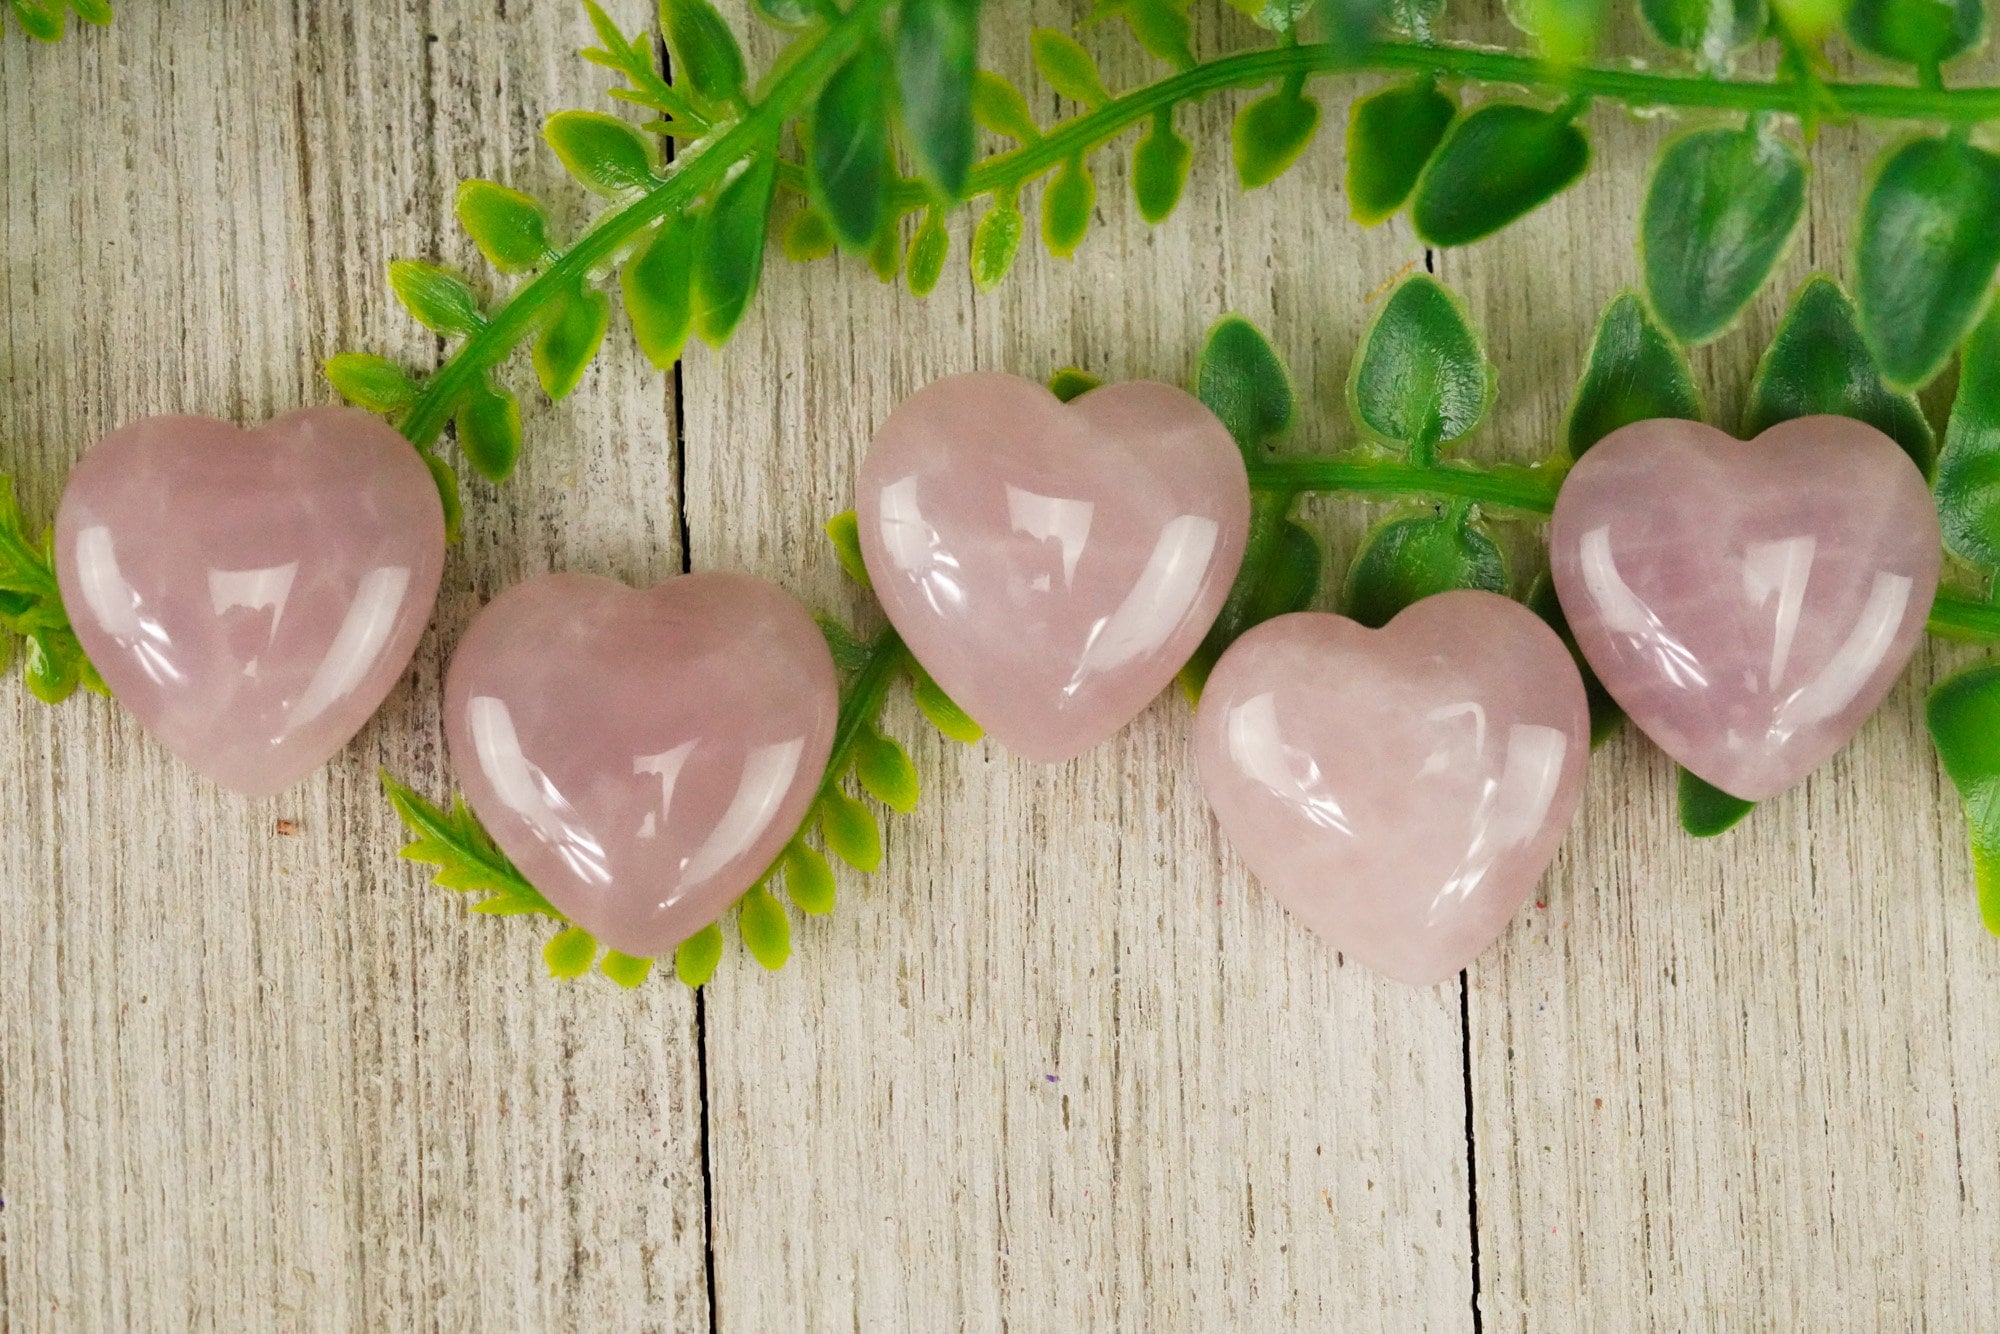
[53,408,445,796]
[857,373,1250,762]
[444,571,838,960]
[1194,593,1590,985]
[1549,416,1941,801]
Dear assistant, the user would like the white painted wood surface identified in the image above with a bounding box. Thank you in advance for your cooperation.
[3,1,1997,1328]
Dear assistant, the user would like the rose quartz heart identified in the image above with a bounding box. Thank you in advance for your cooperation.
[1194,592,1589,985]
[444,571,838,959]
[1549,416,1941,801]
[53,408,445,796]
[857,373,1250,762]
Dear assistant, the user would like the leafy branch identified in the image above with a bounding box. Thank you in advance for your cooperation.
[3,0,109,41]
[0,479,100,703]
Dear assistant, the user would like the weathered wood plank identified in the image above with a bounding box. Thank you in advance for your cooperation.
[0,3,708,1328]
[686,5,1473,1329]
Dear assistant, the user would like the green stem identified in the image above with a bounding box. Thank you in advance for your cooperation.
[818,627,909,800]
[396,0,891,449]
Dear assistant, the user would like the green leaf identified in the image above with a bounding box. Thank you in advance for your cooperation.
[1639,0,1767,56]
[1042,158,1096,259]
[1346,78,1458,226]
[22,627,81,704]
[914,671,984,743]
[1116,0,1197,67]
[1048,367,1104,403]
[783,841,838,915]
[661,0,748,105]
[737,885,792,970]
[388,260,484,337]
[782,207,838,262]
[819,788,883,872]
[622,222,695,369]
[1641,123,1807,346]
[544,926,599,979]
[825,511,873,588]
[855,727,920,814]
[868,222,903,283]
[380,773,560,917]
[898,0,983,200]
[1032,27,1111,107]
[811,43,893,251]
[1234,89,1322,191]
[1132,109,1194,225]
[1411,103,1590,248]
[1567,293,1702,458]
[1515,0,1611,62]
[544,110,658,194]
[817,616,872,674]
[675,921,725,987]
[324,353,417,414]
[1856,136,2000,389]
[972,70,1041,143]
[1243,521,1323,623]
[1772,0,1845,41]
[1342,506,1508,629]
[1937,304,2000,573]
[1678,766,1755,837]
[693,154,778,346]
[1197,314,1295,453]
[1349,274,1492,456]
[454,180,551,274]
[1845,0,1984,68]
[971,199,1025,292]
[421,453,464,545]
[532,285,611,401]
[1929,664,2000,932]
[1745,276,1935,475]
[907,208,950,297]
[455,378,523,482]
[1527,572,1624,745]
[600,951,654,988]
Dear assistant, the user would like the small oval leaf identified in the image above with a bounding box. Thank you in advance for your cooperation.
[674,921,725,987]
[1746,276,1935,474]
[737,885,792,970]
[1856,135,2000,389]
[1928,663,2000,933]
[1845,0,1984,68]
[914,671,983,743]
[819,788,883,872]
[971,200,1024,293]
[455,180,551,274]
[1234,89,1322,190]
[1568,292,1702,457]
[781,207,837,263]
[1343,506,1508,629]
[661,0,748,105]
[1041,157,1095,259]
[1198,314,1295,452]
[1678,766,1756,837]
[622,222,695,370]
[1132,110,1194,225]
[1641,123,1807,346]
[532,286,611,401]
[325,353,417,414]
[1048,367,1104,403]
[693,155,778,346]
[855,727,921,814]
[600,951,654,989]
[1935,303,2000,573]
[897,0,983,200]
[1640,0,1767,55]
[1346,78,1458,226]
[906,208,950,297]
[783,841,838,916]
[455,378,523,482]
[811,44,893,250]
[1349,274,1492,455]
[825,511,872,588]
[388,259,484,337]
[1244,521,1324,623]
[1411,103,1589,248]
[544,110,658,194]
[1031,27,1110,107]
[972,70,1040,143]
[543,925,597,980]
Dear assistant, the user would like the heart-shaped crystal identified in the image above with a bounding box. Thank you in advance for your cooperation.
[443,571,838,959]
[1549,416,1941,801]
[857,373,1250,762]
[1194,592,1589,985]
[53,408,445,796]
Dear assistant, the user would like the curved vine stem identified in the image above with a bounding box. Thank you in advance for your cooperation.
[396,0,893,449]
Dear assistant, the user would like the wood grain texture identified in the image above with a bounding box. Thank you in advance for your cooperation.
[0,3,708,1329]
[6,0,2000,1329]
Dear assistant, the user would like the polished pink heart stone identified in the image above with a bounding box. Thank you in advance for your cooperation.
[857,373,1250,762]
[1549,416,1941,801]
[53,408,445,796]
[444,571,838,960]
[1194,592,1589,985]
